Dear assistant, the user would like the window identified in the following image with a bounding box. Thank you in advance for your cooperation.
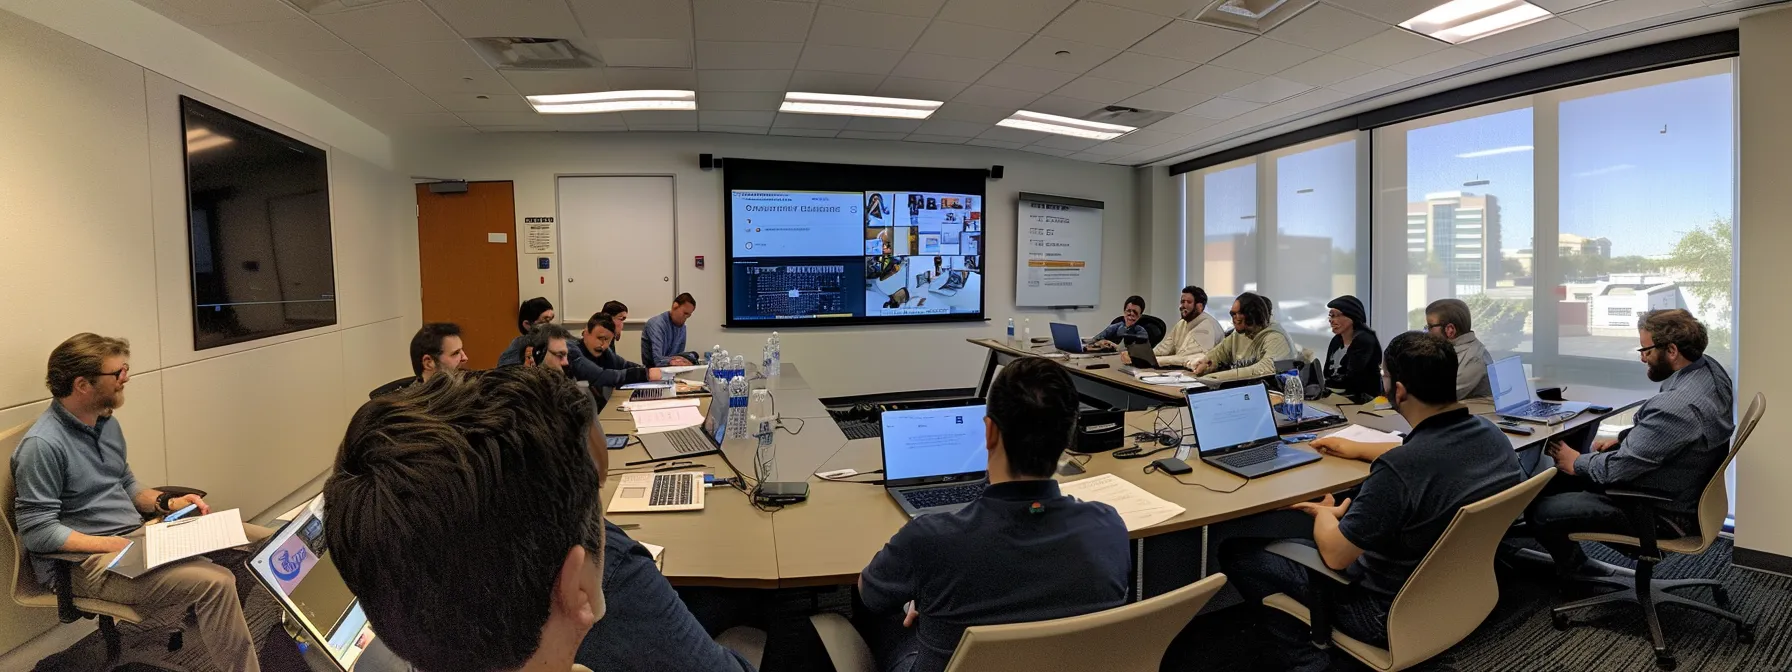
[1198,161,1258,325]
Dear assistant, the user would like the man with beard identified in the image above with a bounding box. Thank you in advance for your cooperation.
[1151,285,1223,368]
[11,334,270,672]
[1527,309,1735,578]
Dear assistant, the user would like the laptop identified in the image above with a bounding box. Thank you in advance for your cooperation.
[1049,322,1088,354]
[1121,341,1162,373]
[881,405,990,518]
[931,270,967,296]
[249,496,405,672]
[608,470,706,513]
[639,395,730,460]
[1488,356,1589,424]
[1187,384,1321,479]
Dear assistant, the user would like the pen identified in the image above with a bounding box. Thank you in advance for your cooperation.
[167,517,201,527]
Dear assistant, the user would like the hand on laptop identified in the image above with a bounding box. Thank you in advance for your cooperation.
[647,368,664,381]
[1188,359,1216,376]
[1090,340,1116,351]
[669,356,693,366]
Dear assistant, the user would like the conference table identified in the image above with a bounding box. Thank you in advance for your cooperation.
[597,360,1651,590]
[968,338,1190,410]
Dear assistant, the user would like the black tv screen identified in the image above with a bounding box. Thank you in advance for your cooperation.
[181,96,336,350]
[724,158,986,328]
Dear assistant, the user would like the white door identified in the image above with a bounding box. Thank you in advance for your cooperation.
[557,176,676,329]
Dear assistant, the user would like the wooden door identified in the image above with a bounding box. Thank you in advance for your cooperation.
[417,181,518,370]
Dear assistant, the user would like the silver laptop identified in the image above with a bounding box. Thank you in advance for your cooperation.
[249,496,405,672]
[1488,356,1589,424]
[1187,384,1320,479]
[881,405,989,518]
[640,396,730,460]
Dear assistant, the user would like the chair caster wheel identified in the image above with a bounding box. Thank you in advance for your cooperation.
[1551,613,1570,631]
[1656,653,1677,670]
[1737,623,1756,644]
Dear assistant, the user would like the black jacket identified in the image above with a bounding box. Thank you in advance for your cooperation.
[1325,328,1383,399]
[570,339,650,410]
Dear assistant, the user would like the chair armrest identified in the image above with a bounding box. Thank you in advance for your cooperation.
[1266,541,1354,585]
[153,486,208,499]
[1601,489,1665,557]
[1602,488,1673,503]
[809,613,876,672]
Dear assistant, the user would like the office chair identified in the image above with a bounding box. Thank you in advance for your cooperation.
[1549,392,1763,671]
[1262,469,1556,671]
[1111,315,1168,348]
[2,421,206,670]
[813,573,1227,672]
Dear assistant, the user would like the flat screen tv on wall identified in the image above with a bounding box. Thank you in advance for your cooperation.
[180,96,336,350]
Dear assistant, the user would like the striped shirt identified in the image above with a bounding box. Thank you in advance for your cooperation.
[1575,356,1734,518]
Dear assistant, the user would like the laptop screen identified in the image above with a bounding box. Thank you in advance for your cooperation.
[249,497,378,670]
[1487,356,1530,412]
[1187,384,1279,455]
[881,405,989,481]
[702,395,729,445]
[1049,322,1079,351]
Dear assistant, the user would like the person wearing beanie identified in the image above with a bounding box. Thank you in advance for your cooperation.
[1325,295,1382,399]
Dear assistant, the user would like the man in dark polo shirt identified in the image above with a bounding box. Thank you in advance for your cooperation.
[1220,332,1521,672]
[857,357,1130,672]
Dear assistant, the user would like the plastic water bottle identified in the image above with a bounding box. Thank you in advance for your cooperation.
[705,355,719,391]
[1282,369,1305,424]
[1023,318,1032,343]
[731,354,746,383]
[769,332,782,377]
[726,376,750,440]
[1007,318,1015,343]
[747,389,776,479]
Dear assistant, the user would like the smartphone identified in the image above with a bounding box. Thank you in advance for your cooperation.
[605,435,629,449]
[164,503,199,522]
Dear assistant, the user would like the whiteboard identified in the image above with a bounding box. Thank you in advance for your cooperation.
[1014,192,1104,308]
[557,176,676,328]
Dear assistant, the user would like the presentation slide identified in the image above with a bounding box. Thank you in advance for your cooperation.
[731,191,865,257]
[881,406,989,481]
[1189,385,1278,454]
[1015,193,1104,308]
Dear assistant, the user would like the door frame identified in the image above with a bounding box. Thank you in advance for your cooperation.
[553,173,680,327]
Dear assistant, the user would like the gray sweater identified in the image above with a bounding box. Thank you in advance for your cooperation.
[1202,321,1296,382]
[12,402,144,585]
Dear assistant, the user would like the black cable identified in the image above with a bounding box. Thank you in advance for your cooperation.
[778,417,805,435]
[1142,462,1248,494]
[1113,445,1174,460]
[816,470,886,485]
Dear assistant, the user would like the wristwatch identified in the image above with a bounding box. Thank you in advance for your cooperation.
[155,491,177,513]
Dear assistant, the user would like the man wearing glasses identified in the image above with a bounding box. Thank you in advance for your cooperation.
[1422,298,1492,399]
[11,333,269,671]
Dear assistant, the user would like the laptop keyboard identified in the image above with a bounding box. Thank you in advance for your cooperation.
[840,421,881,440]
[1214,444,1281,468]
[666,428,712,454]
[1509,401,1576,421]
[902,484,984,510]
[649,474,696,507]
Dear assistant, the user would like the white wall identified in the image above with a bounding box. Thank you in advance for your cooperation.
[0,7,417,652]
[402,133,1140,397]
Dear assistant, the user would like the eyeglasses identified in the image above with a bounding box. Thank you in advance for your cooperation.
[1425,323,1445,331]
[1637,343,1669,354]
[95,365,129,382]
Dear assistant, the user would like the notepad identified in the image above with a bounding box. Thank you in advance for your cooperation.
[144,508,249,569]
[1060,474,1185,532]
[1326,424,1405,444]
[640,542,666,570]
[631,406,705,432]
[619,398,701,413]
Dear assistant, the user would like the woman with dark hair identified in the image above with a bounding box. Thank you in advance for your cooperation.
[498,297,557,366]
[1324,295,1382,399]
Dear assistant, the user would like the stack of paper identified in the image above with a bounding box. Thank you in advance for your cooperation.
[631,406,705,434]
[1060,474,1185,532]
[1325,424,1404,444]
[619,398,700,413]
[145,509,250,569]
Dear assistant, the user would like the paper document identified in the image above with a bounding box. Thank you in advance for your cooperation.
[659,365,706,375]
[640,542,666,570]
[620,398,700,413]
[1325,424,1405,444]
[1060,474,1185,532]
[144,508,249,569]
[631,406,705,430]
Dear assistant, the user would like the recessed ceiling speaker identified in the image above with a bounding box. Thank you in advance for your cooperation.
[427,180,469,194]
[989,165,1004,180]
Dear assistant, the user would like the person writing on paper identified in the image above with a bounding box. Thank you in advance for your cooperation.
[1090,295,1149,350]
[1189,292,1294,382]
[1220,333,1520,672]
[1424,298,1493,400]
[370,322,469,398]
[643,293,701,367]
[325,368,606,672]
[499,297,559,366]
[856,358,1129,672]
[11,333,272,672]
[1323,296,1383,399]
[1153,285,1222,367]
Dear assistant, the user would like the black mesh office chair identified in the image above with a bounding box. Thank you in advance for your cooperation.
[1110,314,1168,347]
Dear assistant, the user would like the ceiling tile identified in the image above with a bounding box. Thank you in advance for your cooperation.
[433,93,531,112]
[698,91,785,110]
[1023,94,1106,117]
[501,69,611,95]
[938,0,1077,32]
[606,68,699,90]
[1144,113,1218,134]
[1387,46,1481,76]
[911,20,1032,61]
[1021,145,1078,157]
[1079,141,1139,156]
[274,50,388,80]
[797,44,907,75]
[700,110,778,126]
[362,40,492,75]
[1254,86,1349,117]
[967,138,1029,149]
[1326,67,1411,95]
[1459,18,1584,56]
[627,123,700,131]
[977,125,1052,143]
[696,41,804,70]
[226,18,353,55]
[475,124,553,132]
[694,0,816,42]
[977,63,1080,93]
[1039,1,1172,50]
[1530,0,1603,12]
[891,52,1000,83]
[546,116,629,131]
[1275,54,1377,87]
[350,90,448,114]
[1187,96,1264,119]
[697,69,792,92]
[1332,29,1446,67]
[622,110,699,125]
[1035,134,1103,151]
[405,69,518,94]
[420,0,581,39]
[822,0,949,18]
[1327,0,1450,24]
[837,130,911,140]
[593,39,693,68]
[846,117,925,132]
[931,102,1012,123]
[877,77,971,101]
[1117,87,1209,112]
[786,70,884,94]
[161,0,299,25]
[773,113,852,129]
[319,73,419,98]
[380,112,471,128]
[907,134,972,144]
[771,127,842,137]
[1563,0,1705,31]
[701,124,772,134]
[1052,76,1151,103]
[457,111,550,126]
[1130,21,1254,63]
[954,84,1042,108]
[316,1,459,45]
[1006,35,1121,74]
[1222,76,1313,103]
[1085,51,1199,86]
[916,119,991,137]
[1208,38,1322,75]
[1161,65,1261,96]
[811,5,930,50]
[569,0,694,39]
[1107,127,1179,145]
[1264,4,1391,53]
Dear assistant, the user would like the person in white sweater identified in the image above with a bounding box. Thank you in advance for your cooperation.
[1153,285,1224,368]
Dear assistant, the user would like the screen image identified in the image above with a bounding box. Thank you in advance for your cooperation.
[881,406,989,481]
[181,96,336,350]
[1488,356,1530,411]
[252,500,379,670]
[1187,385,1279,454]
[725,159,986,327]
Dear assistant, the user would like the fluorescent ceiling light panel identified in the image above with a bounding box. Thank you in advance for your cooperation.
[1400,0,1552,44]
[996,110,1136,141]
[778,92,942,119]
[527,90,696,114]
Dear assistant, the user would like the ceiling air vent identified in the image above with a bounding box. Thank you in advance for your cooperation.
[1084,106,1172,129]
[1189,0,1319,33]
[468,37,603,70]
[284,0,397,14]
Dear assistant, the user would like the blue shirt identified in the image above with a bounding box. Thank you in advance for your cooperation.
[859,480,1130,672]
[11,402,145,585]
[641,312,695,367]
[576,522,755,672]
[1093,321,1148,344]
[497,334,529,367]
[1575,356,1734,518]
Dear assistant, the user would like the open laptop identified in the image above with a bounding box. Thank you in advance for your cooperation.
[1049,322,1089,354]
[640,395,730,460]
[1488,356,1589,424]
[881,405,989,518]
[609,469,706,513]
[1120,341,1162,373]
[249,496,405,672]
[931,270,967,296]
[1187,383,1320,478]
